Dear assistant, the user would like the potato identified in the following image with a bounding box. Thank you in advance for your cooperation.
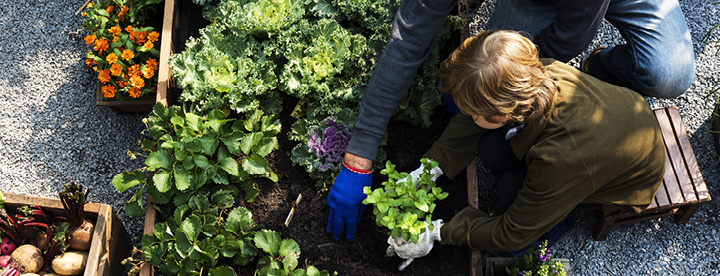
[20,274,41,276]
[51,251,88,276]
[10,244,43,273]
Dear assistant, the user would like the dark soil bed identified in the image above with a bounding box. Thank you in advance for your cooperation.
[238,97,471,276]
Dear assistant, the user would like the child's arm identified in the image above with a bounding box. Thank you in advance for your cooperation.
[423,114,487,179]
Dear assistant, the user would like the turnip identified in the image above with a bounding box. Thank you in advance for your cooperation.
[0,244,43,275]
[59,183,93,251]
[51,251,87,276]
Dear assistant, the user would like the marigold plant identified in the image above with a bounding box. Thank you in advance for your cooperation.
[80,0,162,100]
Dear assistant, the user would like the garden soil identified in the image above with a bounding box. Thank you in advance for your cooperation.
[236,97,472,276]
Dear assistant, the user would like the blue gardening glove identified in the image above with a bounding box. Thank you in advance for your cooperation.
[326,165,372,241]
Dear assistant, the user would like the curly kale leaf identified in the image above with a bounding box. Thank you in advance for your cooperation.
[279,19,370,114]
[206,0,307,37]
[170,25,280,115]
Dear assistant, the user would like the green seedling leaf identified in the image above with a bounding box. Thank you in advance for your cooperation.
[242,153,269,175]
[209,267,237,276]
[226,206,255,235]
[193,155,211,169]
[174,168,193,191]
[279,239,301,271]
[185,113,202,132]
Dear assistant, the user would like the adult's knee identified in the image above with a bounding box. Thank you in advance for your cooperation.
[639,53,696,98]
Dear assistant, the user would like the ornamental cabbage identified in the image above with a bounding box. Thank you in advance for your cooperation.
[289,110,355,188]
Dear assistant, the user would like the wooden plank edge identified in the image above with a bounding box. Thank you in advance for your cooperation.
[466,158,482,276]
[666,107,711,201]
[654,108,687,205]
[156,0,177,107]
[84,204,110,276]
[139,197,158,276]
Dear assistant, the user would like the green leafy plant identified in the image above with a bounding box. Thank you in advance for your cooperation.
[139,189,261,275]
[362,158,448,243]
[506,240,567,276]
[254,230,332,276]
[112,103,281,217]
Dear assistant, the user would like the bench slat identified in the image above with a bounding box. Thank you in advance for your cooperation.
[666,107,710,202]
[655,108,689,205]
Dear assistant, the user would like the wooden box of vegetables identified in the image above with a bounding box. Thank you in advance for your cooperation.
[0,189,130,276]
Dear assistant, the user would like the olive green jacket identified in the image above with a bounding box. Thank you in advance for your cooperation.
[426,59,665,251]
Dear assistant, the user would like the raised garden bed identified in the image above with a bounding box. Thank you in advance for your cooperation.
[3,192,130,276]
[136,0,472,275]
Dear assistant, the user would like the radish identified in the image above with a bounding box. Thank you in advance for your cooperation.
[0,237,15,255]
[0,255,10,267]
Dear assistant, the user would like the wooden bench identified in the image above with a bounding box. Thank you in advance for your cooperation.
[593,106,711,240]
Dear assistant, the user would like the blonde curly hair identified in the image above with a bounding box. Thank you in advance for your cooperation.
[438,30,555,124]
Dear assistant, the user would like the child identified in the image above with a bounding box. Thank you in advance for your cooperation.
[387,30,665,263]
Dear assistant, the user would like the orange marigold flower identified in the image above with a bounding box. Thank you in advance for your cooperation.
[142,67,155,79]
[119,6,129,21]
[106,53,118,64]
[113,36,119,43]
[128,64,142,77]
[84,58,95,67]
[143,41,153,50]
[109,26,122,36]
[130,75,145,89]
[130,30,147,45]
[101,85,116,99]
[128,87,141,98]
[98,70,111,84]
[110,63,123,76]
[125,25,134,33]
[116,80,128,88]
[146,58,159,71]
[87,2,94,8]
[121,49,134,61]
[147,31,159,43]
[84,35,96,45]
[94,38,109,54]
[105,5,114,14]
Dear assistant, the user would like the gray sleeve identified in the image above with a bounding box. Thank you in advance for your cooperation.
[345,0,457,160]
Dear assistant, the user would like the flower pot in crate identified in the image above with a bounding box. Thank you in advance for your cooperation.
[3,192,130,276]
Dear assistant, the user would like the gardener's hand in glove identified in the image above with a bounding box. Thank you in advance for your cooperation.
[326,155,372,242]
[397,159,443,189]
[386,219,444,271]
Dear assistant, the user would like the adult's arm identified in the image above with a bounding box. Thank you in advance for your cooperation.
[345,0,457,161]
[534,0,610,62]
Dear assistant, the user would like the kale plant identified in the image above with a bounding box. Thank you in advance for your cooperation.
[112,103,281,216]
[169,24,281,115]
[362,159,448,243]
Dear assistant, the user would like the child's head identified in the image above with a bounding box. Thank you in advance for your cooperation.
[438,30,555,124]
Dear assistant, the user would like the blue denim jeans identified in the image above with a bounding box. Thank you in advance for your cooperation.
[486,0,695,98]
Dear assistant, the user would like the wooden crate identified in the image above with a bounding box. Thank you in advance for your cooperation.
[95,84,156,113]
[3,192,130,276]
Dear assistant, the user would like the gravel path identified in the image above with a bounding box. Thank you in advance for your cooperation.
[0,0,718,275]
[469,0,720,275]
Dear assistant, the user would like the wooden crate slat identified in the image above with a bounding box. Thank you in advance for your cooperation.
[647,196,658,210]
[654,108,688,205]
[666,107,710,202]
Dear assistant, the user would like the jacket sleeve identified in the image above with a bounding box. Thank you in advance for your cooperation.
[534,0,610,62]
[423,114,486,179]
[439,146,595,251]
[346,0,457,161]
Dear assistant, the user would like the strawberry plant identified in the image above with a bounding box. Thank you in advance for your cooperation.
[362,158,448,243]
[112,103,280,216]
[254,230,332,276]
